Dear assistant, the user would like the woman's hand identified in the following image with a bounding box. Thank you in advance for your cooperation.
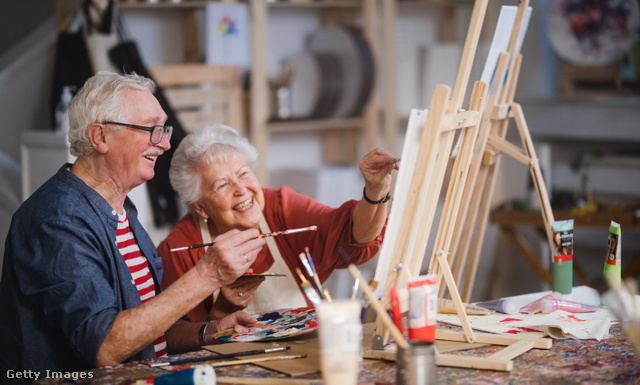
[359,147,399,202]
[194,228,266,289]
[209,274,266,320]
[208,311,257,338]
[222,274,266,307]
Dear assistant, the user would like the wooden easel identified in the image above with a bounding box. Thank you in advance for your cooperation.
[368,0,553,371]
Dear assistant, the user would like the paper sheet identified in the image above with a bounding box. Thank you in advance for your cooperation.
[438,306,614,340]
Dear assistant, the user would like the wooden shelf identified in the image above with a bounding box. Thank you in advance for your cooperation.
[119,0,363,10]
[398,0,474,7]
[267,117,363,133]
[119,2,207,9]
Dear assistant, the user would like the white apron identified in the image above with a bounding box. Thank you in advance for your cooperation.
[200,215,307,316]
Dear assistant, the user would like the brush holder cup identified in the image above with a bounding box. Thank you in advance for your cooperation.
[396,340,436,385]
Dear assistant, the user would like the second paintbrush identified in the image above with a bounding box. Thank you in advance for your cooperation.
[170,225,318,252]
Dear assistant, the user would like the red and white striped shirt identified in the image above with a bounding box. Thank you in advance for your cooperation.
[117,211,167,358]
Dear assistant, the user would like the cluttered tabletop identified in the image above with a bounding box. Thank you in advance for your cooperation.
[36,286,640,385]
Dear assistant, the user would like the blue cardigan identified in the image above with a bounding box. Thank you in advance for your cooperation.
[0,165,164,377]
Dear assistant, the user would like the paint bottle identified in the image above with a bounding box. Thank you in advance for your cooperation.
[475,298,521,314]
[603,221,622,289]
[134,366,216,385]
[407,274,438,343]
[551,219,574,299]
[316,299,362,385]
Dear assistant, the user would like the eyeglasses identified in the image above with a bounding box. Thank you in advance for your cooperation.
[102,121,173,144]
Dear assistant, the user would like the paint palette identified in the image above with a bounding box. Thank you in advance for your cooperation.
[214,307,318,342]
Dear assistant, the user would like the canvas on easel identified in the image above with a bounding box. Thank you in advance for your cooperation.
[367,0,555,371]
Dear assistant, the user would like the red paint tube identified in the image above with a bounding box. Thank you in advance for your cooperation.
[407,274,437,343]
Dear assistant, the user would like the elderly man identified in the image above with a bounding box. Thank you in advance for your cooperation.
[0,71,264,380]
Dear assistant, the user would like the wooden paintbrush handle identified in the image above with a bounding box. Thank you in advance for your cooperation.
[347,265,408,349]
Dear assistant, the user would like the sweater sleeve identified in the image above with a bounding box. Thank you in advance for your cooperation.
[264,186,386,284]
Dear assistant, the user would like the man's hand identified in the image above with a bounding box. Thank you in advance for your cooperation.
[194,228,266,288]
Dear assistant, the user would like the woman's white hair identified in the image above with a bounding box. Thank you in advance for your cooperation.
[68,71,156,157]
[169,124,258,208]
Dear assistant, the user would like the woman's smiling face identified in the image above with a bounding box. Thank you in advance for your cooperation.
[193,149,264,236]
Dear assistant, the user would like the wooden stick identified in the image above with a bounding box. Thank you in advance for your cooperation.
[339,250,408,349]
[436,330,552,350]
[435,251,475,343]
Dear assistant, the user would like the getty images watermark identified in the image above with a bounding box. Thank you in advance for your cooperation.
[6,369,94,381]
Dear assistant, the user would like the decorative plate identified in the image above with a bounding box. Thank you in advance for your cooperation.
[307,26,375,118]
[547,0,640,66]
[214,307,318,342]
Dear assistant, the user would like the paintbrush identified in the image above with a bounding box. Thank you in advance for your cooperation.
[338,249,409,349]
[170,225,318,252]
[304,247,329,302]
[151,346,291,367]
[295,268,321,305]
[298,252,326,300]
[208,354,307,368]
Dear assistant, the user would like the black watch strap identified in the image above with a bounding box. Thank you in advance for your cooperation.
[363,187,391,205]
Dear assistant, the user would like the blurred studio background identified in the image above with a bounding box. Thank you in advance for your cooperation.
[1,0,639,302]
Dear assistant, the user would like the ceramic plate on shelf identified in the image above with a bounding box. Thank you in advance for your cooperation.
[547,0,640,66]
[307,26,375,118]
[311,52,342,119]
[213,307,318,342]
[284,52,322,119]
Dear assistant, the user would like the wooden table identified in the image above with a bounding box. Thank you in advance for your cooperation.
[34,323,639,385]
[490,206,640,286]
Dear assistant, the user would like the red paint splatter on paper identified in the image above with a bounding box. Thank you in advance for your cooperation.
[498,318,524,323]
[504,326,544,334]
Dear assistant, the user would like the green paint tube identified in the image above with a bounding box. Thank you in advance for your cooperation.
[603,221,621,288]
[551,219,574,298]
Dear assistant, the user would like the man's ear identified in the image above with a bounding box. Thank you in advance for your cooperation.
[88,123,109,154]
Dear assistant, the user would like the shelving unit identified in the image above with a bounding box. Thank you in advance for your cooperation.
[113,0,398,185]
[58,0,472,186]
[249,0,397,184]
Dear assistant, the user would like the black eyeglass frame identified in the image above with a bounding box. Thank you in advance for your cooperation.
[101,121,173,144]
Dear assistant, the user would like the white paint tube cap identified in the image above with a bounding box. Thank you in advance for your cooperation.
[501,299,521,314]
[540,298,558,314]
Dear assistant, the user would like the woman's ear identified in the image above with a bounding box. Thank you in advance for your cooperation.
[88,123,109,154]
[192,204,208,220]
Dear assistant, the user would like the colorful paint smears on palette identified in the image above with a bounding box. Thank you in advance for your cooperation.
[214,307,318,342]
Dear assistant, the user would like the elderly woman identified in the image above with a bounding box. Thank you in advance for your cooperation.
[158,124,398,321]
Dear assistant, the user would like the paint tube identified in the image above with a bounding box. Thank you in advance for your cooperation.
[603,221,622,289]
[520,293,557,314]
[540,296,598,313]
[551,219,574,299]
[134,366,216,385]
[474,298,521,314]
[407,274,438,343]
[437,298,493,315]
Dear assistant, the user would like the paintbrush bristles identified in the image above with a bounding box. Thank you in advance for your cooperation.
[259,225,318,238]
